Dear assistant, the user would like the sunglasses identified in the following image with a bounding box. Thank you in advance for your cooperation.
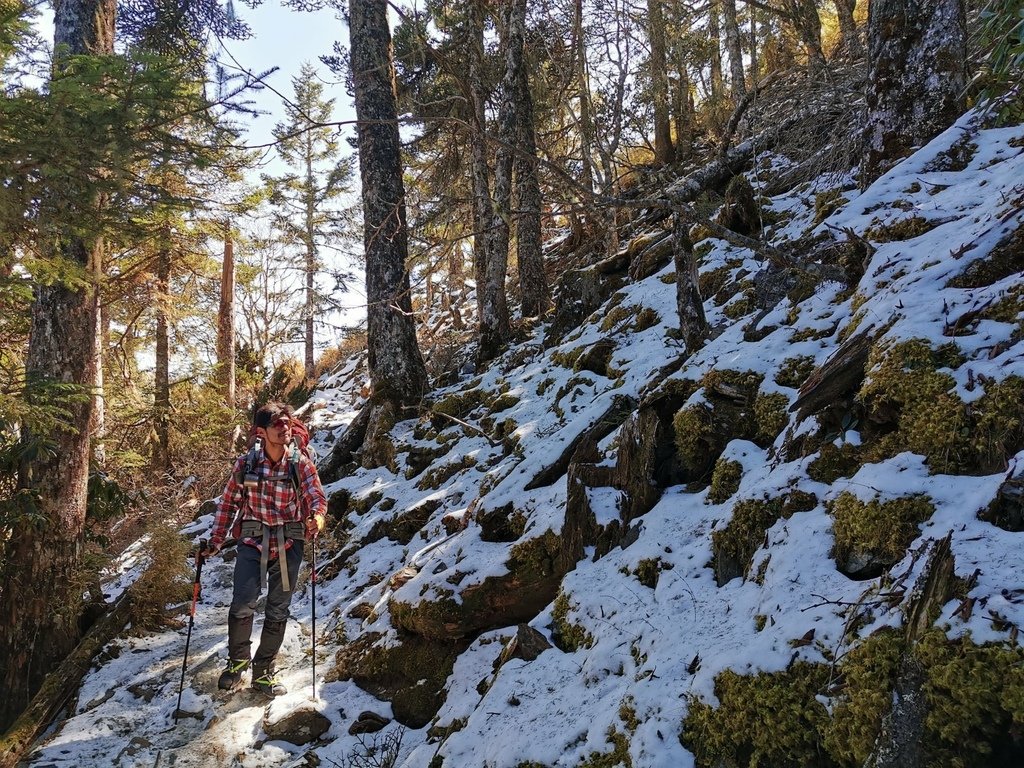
[269,418,291,430]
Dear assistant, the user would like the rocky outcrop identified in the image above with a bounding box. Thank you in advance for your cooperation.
[263,706,331,746]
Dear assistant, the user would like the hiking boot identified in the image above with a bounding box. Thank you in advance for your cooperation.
[251,666,287,697]
[218,658,250,690]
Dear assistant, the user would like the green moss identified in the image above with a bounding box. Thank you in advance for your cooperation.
[865,216,938,243]
[699,265,732,299]
[825,629,904,766]
[634,557,668,589]
[712,497,786,578]
[807,443,862,484]
[552,592,594,652]
[490,393,521,413]
[433,388,485,419]
[552,346,587,370]
[536,377,555,396]
[703,369,764,395]
[633,307,660,332]
[971,375,1024,469]
[708,458,743,504]
[829,492,935,566]
[754,614,767,631]
[416,455,478,491]
[754,392,790,445]
[723,295,754,319]
[916,630,1024,765]
[791,325,836,343]
[578,728,633,768]
[600,305,633,332]
[858,340,971,473]
[776,355,817,389]
[618,696,640,733]
[813,189,849,225]
[673,403,715,474]
[680,662,831,768]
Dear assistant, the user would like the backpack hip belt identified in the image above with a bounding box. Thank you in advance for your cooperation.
[239,520,306,592]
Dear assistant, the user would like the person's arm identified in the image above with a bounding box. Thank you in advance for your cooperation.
[209,457,245,552]
[299,456,327,536]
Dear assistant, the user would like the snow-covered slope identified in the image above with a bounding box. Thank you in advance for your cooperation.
[24,110,1024,768]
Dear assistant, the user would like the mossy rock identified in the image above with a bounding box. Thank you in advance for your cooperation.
[477,502,528,543]
[600,305,633,332]
[578,728,633,767]
[329,631,467,728]
[865,216,938,243]
[829,492,935,579]
[551,591,594,652]
[680,661,832,768]
[390,530,565,640]
[431,388,485,421]
[629,232,674,281]
[776,355,817,389]
[633,307,660,332]
[416,455,478,491]
[699,265,732,299]
[946,223,1024,289]
[707,458,743,504]
[754,392,790,446]
[813,189,849,225]
[633,557,672,589]
[716,174,761,235]
[674,402,717,477]
[807,443,862,484]
[366,499,441,545]
[405,443,450,479]
[711,497,786,585]
[489,392,521,413]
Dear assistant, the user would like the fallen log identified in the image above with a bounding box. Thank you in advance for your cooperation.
[0,589,133,768]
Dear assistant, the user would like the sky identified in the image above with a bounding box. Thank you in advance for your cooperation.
[19,107,1024,767]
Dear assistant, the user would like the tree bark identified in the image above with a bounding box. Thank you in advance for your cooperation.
[304,136,316,379]
[862,0,966,184]
[833,0,864,58]
[573,0,596,194]
[509,0,549,319]
[348,0,427,408]
[468,0,491,322]
[708,0,725,100]
[785,0,826,73]
[216,220,236,408]
[153,237,171,473]
[478,0,515,365]
[646,0,674,165]
[722,0,746,100]
[0,0,114,733]
[673,213,709,354]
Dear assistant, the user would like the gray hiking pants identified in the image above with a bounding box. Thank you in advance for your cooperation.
[227,541,304,668]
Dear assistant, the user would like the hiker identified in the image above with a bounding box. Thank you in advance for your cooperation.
[203,402,327,697]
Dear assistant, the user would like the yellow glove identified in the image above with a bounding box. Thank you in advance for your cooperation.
[306,513,326,539]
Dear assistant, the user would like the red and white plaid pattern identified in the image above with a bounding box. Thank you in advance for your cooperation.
[210,450,326,557]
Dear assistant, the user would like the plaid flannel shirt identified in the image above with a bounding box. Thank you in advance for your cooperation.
[210,448,327,558]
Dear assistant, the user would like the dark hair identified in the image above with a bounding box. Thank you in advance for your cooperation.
[253,401,293,429]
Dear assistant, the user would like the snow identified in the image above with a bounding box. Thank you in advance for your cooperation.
[22,110,1024,767]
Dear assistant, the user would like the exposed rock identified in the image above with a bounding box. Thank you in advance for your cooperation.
[389,530,566,640]
[361,400,399,471]
[404,443,449,479]
[348,711,390,735]
[627,231,673,281]
[367,499,441,545]
[716,174,761,235]
[388,566,419,591]
[348,603,374,620]
[330,632,467,728]
[980,470,1024,532]
[547,267,625,345]
[524,394,637,491]
[575,338,616,377]
[442,509,468,534]
[263,705,332,745]
[477,503,527,543]
[495,624,552,669]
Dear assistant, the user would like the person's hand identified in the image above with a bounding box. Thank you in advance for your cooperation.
[306,513,326,539]
[200,539,220,558]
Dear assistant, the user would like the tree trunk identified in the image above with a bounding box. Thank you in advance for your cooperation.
[216,220,235,408]
[573,0,596,194]
[708,1,725,100]
[348,0,427,408]
[672,64,695,161]
[647,0,674,165]
[468,0,491,322]
[509,0,549,319]
[304,147,316,379]
[785,0,826,73]
[862,0,966,184]
[722,0,746,100]
[673,213,708,354]
[153,238,171,473]
[0,0,114,733]
[479,0,515,365]
[833,0,864,58]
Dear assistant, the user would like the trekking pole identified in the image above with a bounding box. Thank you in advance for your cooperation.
[311,534,318,701]
[174,540,205,722]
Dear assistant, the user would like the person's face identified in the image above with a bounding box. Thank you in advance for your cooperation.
[258,417,292,445]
